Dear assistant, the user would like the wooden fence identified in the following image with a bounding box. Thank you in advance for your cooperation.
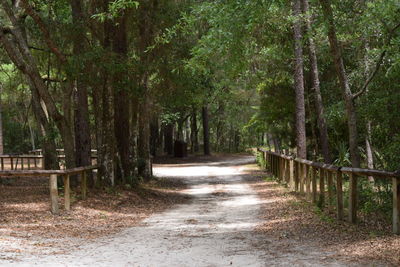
[257,148,400,234]
[0,154,97,171]
[0,165,98,214]
[0,154,44,170]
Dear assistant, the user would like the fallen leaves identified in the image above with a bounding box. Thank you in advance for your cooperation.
[0,176,190,256]
[244,166,400,266]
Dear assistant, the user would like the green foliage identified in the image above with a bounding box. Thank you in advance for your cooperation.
[92,0,139,21]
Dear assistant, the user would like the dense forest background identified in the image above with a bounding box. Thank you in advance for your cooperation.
[0,0,399,187]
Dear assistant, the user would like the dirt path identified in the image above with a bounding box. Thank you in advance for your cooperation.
[1,155,361,266]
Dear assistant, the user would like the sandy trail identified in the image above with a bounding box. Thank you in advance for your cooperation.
[1,155,352,266]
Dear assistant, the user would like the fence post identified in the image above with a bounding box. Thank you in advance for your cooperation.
[10,157,14,170]
[81,171,87,200]
[299,163,305,193]
[318,168,325,208]
[349,173,358,223]
[294,161,299,191]
[287,159,291,184]
[312,167,317,203]
[264,151,267,169]
[336,171,344,220]
[305,165,311,199]
[289,159,294,190]
[327,171,333,209]
[63,174,70,211]
[1,158,3,170]
[393,177,400,234]
[50,174,59,214]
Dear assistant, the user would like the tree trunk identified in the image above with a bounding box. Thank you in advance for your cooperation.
[319,0,360,167]
[71,0,91,169]
[302,0,331,163]
[30,88,59,170]
[292,0,307,159]
[365,121,374,181]
[0,83,4,154]
[190,108,199,153]
[202,105,210,155]
[164,123,174,155]
[98,3,116,186]
[138,94,151,180]
[150,116,159,157]
[111,13,131,182]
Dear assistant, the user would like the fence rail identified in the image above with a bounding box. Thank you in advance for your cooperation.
[0,165,98,214]
[257,148,400,234]
[0,154,97,171]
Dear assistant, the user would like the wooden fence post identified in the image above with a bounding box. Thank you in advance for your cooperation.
[285,159,290,184]
[294,161,299,191]
[393,177,400,234]
[10,157,13,170]
[81,171,87,200]
[336,171,344,220]
[27,158,31,170]
[349,173,358,223]
[327,171,333,209]
[264,151,267,169]
[63,175,70,211]
[50,174,59,214]
[1,158,3,170]
[299,163,304,194]
[289,159,294,190]
[318,168,325,208]
[312,167,317,203]
[305,165,311,199]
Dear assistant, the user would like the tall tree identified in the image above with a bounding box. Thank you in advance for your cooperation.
[319,0,360,167]
[292,0,307,159]
[302,0,331,163]
[70,0,92,170]
[202,105,210,155]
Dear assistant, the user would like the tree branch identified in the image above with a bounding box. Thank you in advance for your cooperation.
[19,0,67,64]
[352,49,386,100]
[352,21,400,100]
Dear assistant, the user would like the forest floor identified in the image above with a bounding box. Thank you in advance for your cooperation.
[0,154,398,266]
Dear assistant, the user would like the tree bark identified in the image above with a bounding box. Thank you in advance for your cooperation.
[190,108,199,153]
[138,94,151,180]
[111,12,131,182]
[302,0,331,163]
[70,0,91,169]
[98,0,116,186]
[292,0,307,159]
[319,0,360,167]
[0,83,4,154]
[164,123,174,155]
[30,87,59,170]
[202,105,210,155]
[150,116,159,157]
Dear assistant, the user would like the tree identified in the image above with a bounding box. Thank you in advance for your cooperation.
[302,0,331,163]
[292,0,307,159]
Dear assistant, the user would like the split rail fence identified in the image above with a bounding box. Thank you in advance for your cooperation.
[0,152,98,214]
[257,148,400,234]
